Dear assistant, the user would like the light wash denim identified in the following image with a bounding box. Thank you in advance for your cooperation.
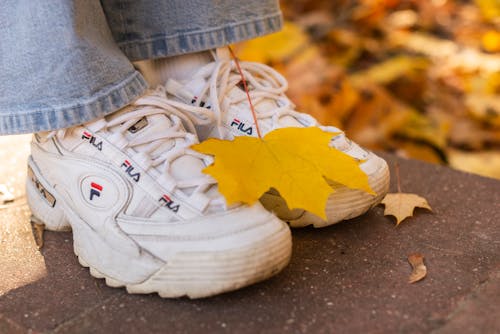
[0,0,283,135]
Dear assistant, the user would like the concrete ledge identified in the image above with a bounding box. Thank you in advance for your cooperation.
[0,145,499,333]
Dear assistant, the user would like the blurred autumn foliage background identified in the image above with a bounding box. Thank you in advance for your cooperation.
[237,0,500,179]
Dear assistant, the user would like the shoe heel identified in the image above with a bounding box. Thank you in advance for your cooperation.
[26,157,71,231]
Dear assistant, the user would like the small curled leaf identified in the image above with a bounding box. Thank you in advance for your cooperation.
[408,253,427,283]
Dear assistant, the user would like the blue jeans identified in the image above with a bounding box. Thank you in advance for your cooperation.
[0,0,282,135]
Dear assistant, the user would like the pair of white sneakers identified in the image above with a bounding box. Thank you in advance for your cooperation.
[27,55,389,298]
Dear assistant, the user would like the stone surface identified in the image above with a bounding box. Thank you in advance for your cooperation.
[434,270,500,334]
[0,136,499,333]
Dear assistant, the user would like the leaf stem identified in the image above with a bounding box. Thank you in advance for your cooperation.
[395,162,402,193]
[228,46,263,139]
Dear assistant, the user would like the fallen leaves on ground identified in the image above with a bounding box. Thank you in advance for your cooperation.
[408,253,427,283]
[380,163,432,226]
[448,149,500,179]
[381,193,432,226]
[192,127,374,219]
[237,0,500,179]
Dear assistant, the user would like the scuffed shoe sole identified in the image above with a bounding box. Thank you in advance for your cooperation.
[260,156,390,228]
[77,228,291,299]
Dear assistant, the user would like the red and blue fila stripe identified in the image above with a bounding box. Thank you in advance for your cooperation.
[89,182,102,201]
[82,131,92,139]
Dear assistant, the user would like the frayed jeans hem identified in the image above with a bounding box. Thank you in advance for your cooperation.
[118,12,283,61]
[0,71,148,135]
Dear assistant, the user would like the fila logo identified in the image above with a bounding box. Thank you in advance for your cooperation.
[89,182,102,201]
[159,194,180,213]
[82,131,103,151]
[190,96,211,109]
[121,160,141,182]
[230,119,253,135]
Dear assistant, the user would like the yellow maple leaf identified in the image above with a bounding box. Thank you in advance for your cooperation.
[192,127,374,219]
[381,193,432,226]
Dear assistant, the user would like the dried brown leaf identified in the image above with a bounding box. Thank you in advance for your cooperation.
[381,193,432,225]
[408,253,427,283]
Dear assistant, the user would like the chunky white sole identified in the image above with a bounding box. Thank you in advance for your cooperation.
[260,156,390,228]
[26,157,292,298]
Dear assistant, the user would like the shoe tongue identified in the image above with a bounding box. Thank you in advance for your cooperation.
[123,112,176,156]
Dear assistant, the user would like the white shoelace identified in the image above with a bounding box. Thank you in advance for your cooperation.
[46,89,223,208]
[165,59,320,138]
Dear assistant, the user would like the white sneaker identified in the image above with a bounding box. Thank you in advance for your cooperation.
[26,90,291,298]
[163,51,390,228]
